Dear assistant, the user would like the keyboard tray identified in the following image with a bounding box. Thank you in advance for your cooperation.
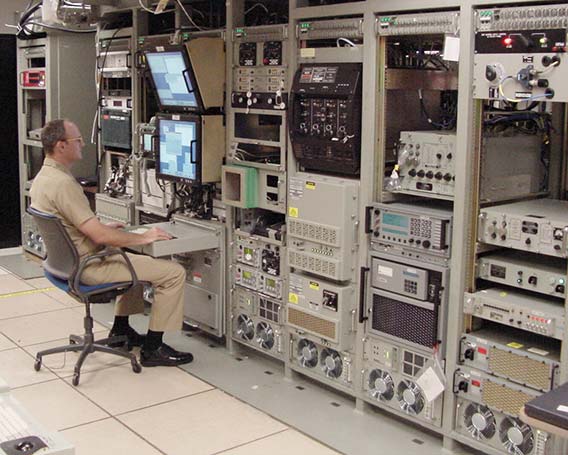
[125,221,220,257]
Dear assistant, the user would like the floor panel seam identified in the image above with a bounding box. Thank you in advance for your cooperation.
[210,428,290,455]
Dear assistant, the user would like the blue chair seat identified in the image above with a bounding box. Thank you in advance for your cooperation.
[44,271,132,295]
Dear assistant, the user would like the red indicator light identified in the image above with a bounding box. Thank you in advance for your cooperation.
[472,380,481,387]
[503,36,513,46]
[477,347,488,355]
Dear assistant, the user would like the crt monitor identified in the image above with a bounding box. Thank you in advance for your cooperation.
[145,48,202,111]
[157,115,200,184]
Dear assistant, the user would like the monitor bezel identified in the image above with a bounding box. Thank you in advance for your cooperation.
[156,113,202,185]
[143,43,204,113]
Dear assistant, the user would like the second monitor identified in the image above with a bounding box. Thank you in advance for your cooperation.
[157,113,224,185]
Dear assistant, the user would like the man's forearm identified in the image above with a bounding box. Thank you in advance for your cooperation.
[93,225,148,247]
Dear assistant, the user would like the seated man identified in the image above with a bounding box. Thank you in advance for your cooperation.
[30,118,193,367]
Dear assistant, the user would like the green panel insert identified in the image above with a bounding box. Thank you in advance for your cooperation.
[221,165,258,208]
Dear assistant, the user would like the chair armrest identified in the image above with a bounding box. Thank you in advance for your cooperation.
[71,248,139,297]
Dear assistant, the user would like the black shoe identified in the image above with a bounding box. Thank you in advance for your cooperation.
[140,343,194,367]
[107,329,146,351]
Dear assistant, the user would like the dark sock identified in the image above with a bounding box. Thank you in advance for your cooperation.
[143,330,164,351]
[111,316,130,335]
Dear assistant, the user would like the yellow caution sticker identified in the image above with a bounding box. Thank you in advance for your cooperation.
[289,207,299,218]
[507,342,524,349]
[309,281,320,291]
[288,293,299,304]
[305,181,316,190]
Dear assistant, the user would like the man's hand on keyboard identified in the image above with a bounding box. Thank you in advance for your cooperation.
[139,227,172,244]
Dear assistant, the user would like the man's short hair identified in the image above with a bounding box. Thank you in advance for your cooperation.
[41,119,67,155]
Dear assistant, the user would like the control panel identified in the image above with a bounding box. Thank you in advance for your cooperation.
[290,63,362,175]
[368,202,453,260]
[478,199,568,257]
[397,131,456,199]
[477,251,567,298]
[370,254,447,304]
[460,328,560,392]
[232,25,288,110]
[473,5,568,102]
[287,175,359,281]
[234,234,282,276]
[288,272,356,351]
[377,11,460,36]
[463,288,565,340]
[234,264,283,299]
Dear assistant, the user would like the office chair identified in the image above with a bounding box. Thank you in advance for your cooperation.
[28,207,142,386]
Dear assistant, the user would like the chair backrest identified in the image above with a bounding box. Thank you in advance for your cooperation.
[27,207,79,280]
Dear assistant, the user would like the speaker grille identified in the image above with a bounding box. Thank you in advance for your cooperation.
[488,348,553,392]
[372,294,438,348]
[288,250,338,279]
[288,307,336,341]
[288,219,339,246]
[481,380,534,416]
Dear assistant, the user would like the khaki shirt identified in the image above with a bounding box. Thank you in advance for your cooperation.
[30,157,99,257]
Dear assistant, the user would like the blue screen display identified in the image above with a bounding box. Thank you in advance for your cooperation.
[159,119,197,181]
[146,51,197,108]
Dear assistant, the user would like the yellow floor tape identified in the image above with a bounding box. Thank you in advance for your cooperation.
[0,287,56,299]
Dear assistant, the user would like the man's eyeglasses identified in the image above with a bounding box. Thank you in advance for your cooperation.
[64,136,84,144]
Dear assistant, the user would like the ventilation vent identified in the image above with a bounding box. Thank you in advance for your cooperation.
[288,307,336,341]
[372,294,438,348]
[488,348,553,392]
[288,219,340,247]
[481,381,534,416]
[288,250,338,279]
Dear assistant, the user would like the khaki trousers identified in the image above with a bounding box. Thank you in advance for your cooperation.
[81,252,186,332]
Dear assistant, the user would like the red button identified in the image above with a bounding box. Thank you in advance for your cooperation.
[477,347,487,355]
[472,380,481,387]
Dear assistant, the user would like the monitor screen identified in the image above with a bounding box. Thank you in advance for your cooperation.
[158,119,198,182]
[145,51,198,109]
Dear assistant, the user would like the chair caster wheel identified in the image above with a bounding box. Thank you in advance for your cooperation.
[34,358,42,371]
[72,373,80,386]
[132,361,142,374]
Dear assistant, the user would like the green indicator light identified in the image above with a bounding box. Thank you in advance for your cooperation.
[300,22,311,29]
[235,28,244,33]
[560,279,565,285]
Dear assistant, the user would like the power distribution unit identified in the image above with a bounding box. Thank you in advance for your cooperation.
[478,199,568,257]
[454,367,541,418]
[287,272,356,351]
[362,336,443,428]
[287,174,359,281]
[460,328,560,392]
